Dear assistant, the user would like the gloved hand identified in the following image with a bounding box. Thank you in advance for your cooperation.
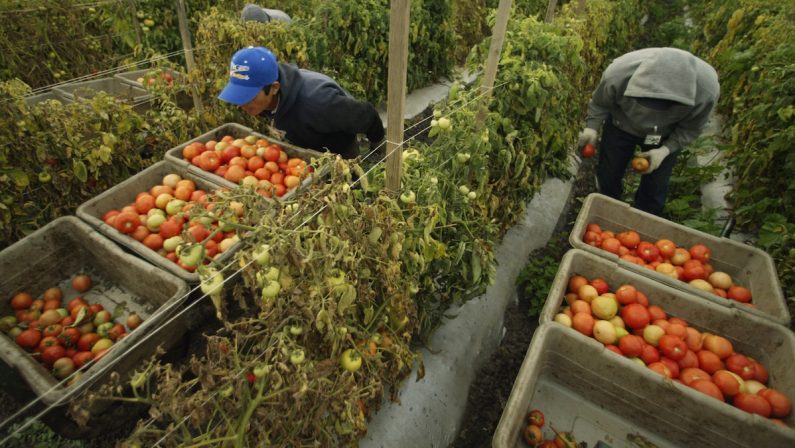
[577,128,598,149]
[636,146,671,174]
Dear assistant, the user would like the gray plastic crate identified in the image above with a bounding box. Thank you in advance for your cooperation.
[76,160,241,283]
[570,193,789,325]
[23,90,71,107]
[114,68,192,110]
[498,249,795,446]
[494,323,795,448]
[53,76,152,112]
[164,123,325,200]
[0,216,190,410]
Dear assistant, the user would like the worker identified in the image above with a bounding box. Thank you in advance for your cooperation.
[577,47,720,216]
[218,46,385,159]
[241,4,292,24]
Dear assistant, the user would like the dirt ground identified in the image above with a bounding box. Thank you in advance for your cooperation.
[450,158,597,448]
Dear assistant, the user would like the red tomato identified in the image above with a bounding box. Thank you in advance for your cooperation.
[680,367,710,385]
[712,370,741,397]
[114,211,140,234]
[59,327,81,347]
[143,233,164,251]
[758,388,792,418]
[600,237,621,255]
[689,244,711,263]
[605,345,623,356]
[41,345,66,366]
[640,344,660,365]
[696,350,724,374]
[589,278,609,295]
[43,324,63,338]
[690,379,724,402]
[636,241,660,263]
[78,333,101,352]
[617,231,640,249]
[158,219,182,239]
[703,334,733,359]
[655,239,676,258]
[581,143,595,158]
[200,151,221,172]
[658,335,688,361]
[72,351,94,368]
[16,329,42,350]
[72,275,92,293]
[615,284,637,305]
[734,393,772,417]
[10,292,34,310]
[527,409,544,427]
[727,285,752,303]
[621,303,650,329]
[725,354,755,380]
[264,145,281,162]
[618,334,644,358]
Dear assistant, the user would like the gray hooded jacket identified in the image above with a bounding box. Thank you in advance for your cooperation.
[585,48,719,153]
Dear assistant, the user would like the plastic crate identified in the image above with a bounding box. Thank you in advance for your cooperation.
[570,193,789,325]
[494,323,795,447]
[53,77,152,112]
[496,249,795,447]
[0,217,190,410]
[23,90,71,107]
[114,68,193,110]
[164,123,326,200]
[76,160,241,283]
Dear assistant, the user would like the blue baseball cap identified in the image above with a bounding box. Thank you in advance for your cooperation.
[218,46,279,105]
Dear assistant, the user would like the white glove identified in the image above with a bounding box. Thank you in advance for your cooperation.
[577,128,597,149]
[636,146,671,174]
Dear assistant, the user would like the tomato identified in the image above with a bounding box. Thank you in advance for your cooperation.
[712,370,742,397]
[72,351,94,368]
[571,313,594,336]
[199,151,221,172]
[658,335,688,361]
[734,393,772,417]
[41,287,62,303]
[10,292,33,310]
[41,345,66,366]
[600,237,621,255]
[143,233,164,251]
[727,285,752,303]
[605,345,623,356]
[113,211,141,234]
[102,210,120,226]
[43,324,62,338]
[52,357,75,379]
[696,350,724,374]
[618,334,644,358]
[621,303,650,329]
[589,278,609,295]
[648,361,672,378]
[72,275,92,293]
[640,344,660,365]
[677,349,698,369]
[59,327,81,347]
[121,314,139,334]
[135,194,156,214]
[681,259,706,281]
[78,333,101,352]
[751,361,768,384]
[631,156,650,172]
[16,328,42,350]
[340,348,362,372]
[689,244,711,263]
[725,354,755,380]
[67,297,88,312]
[617,231,640,249]
[158,219,182,239]
[581,143,595,158]
[224,165,246,183]
[681,367,711,385]
[655,239,676,258]
[636,241,660,263]
[523,424,543,446]
[567,275,588,294]
[583,230,602,246]
[614,284,637,305]
[758,388,792,418]
[703,334,733,359]
[690,379,724,402]
[263,145,281,162]
[527,409,544,427]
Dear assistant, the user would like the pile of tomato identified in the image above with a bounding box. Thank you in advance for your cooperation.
[181,134,312,198]
[521,409,576,447]
[581,223,753,305]
[101,173,241,272]
[2,275,143,380]
[554,274,792,424]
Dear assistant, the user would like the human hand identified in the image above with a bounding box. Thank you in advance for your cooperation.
[577,128,597,149]
[636,146,671,174]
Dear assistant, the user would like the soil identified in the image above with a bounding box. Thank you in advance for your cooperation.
[450,158,597,448]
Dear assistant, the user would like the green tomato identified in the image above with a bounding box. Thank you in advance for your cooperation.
[458,185,470,195]
[252,244,271,266]
[290,349,305,365]
[253,365,269,378]
[289,325,303,336]
[163,236,184,252]
[399,191,416,204]
[38,172,52,183]
[220,384,234,398]
[199,268,224,296]
[340,349,362,372]
[179,244,205,267]
[261,280,281,299]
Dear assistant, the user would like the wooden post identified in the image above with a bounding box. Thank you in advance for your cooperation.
[577,0,587,16]
[544,0,558,23]
[176,0,204,114]
[475,0,513,126]
[127,0,142,46]
[384,0,411,193]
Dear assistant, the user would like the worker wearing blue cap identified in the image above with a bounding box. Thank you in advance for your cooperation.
[218,46,385,159]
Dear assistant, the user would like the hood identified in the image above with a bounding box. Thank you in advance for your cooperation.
[624,48,698,106]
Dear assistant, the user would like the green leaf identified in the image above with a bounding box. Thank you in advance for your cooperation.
[9,170,29,188]
[73,160,88,183]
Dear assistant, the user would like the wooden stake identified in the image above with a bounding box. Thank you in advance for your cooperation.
[127,0,142,47]
[384,0,411,193]
[545,0,558,23]
[475,0,513,126]
[176,0,204,115]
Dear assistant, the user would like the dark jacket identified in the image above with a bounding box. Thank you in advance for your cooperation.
[586,48,720,153]
[264,63,384,159]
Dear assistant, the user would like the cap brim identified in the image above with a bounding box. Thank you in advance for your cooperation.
[218,83,262,106]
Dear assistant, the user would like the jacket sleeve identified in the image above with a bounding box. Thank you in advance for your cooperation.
[662,96,717,153]
[585,73,618,130]
[309,87,385,142]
